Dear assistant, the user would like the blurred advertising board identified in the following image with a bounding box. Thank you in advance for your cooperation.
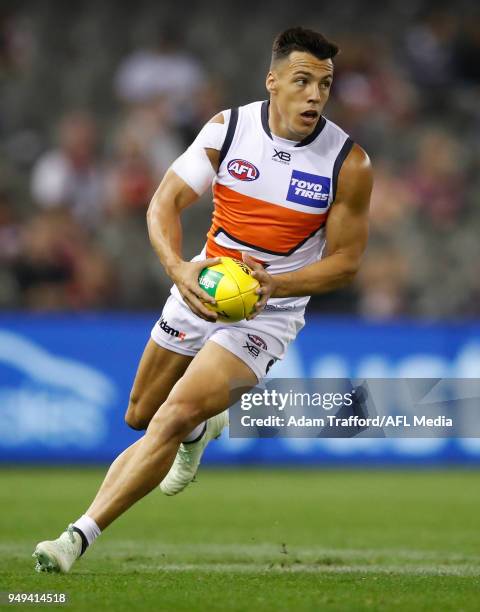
[0,314,479,464]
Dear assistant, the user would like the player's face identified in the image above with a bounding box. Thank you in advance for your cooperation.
[266,51,334,140]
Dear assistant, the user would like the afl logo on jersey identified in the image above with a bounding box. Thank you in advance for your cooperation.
[227,159,260,181]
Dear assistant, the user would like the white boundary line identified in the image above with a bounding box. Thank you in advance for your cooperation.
[133,562,480,577]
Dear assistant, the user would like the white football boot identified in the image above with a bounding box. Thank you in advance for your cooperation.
[160,411,229,496]
[32,524,82,573]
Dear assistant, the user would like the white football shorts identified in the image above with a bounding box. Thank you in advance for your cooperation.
[150,293,305,381]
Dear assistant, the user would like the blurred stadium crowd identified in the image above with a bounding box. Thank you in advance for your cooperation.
[0,0,479,317]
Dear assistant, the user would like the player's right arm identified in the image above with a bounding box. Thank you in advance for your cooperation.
[146,115,224,321]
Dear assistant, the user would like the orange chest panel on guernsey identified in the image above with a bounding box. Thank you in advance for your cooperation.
[207,100,353,275]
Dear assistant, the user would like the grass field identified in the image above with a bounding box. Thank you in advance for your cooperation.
[0,468,479,611]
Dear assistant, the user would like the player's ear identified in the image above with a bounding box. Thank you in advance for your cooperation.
[266,71,277,95]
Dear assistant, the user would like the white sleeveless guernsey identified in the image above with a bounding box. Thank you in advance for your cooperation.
[178,100,353,314]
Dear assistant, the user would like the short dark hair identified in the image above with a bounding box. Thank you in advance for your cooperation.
[271,27,339,66]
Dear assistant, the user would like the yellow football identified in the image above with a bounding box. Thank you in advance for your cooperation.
[198,257,260,322]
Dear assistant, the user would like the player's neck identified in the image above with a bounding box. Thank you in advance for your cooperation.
[268,100,301,142]
[271,132,298,147]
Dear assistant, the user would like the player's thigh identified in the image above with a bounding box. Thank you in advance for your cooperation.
[152,340,257,433]
[126,338,193,429]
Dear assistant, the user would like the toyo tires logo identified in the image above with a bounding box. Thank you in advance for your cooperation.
[227,159,260,181]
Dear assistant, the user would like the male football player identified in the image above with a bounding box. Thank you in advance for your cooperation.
[33,26,372,573]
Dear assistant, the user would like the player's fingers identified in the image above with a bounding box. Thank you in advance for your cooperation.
[251,269,270,283]
[193,259,220,303]
[195,257,221,270]
[180,274,215,304]
[255,286,272,299]
[241,252,263,271]
[179,281,212,305]
[255,296,268,310]
[254,279,271,297]
[247,295,268,320]
[185,290,218,321]
[184,298,216,322]
[188,281,216,305]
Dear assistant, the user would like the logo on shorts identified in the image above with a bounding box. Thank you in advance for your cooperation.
[247,334,268,350]
[243,341,260,358]
[265,358,277,374]
[287,170,330,208]
[227,159,260,181]
[263,304,296,312]
[159,317,186,341]
[243,334,267,359]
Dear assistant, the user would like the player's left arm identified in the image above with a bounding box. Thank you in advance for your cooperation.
[245,144,372,308]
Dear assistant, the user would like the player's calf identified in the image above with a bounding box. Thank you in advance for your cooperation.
[124,340,193,430]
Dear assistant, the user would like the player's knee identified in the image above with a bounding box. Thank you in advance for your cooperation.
[125,394,150,431]
[125,412,148,431]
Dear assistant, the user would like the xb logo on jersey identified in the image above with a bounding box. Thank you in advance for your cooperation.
[272,149,291,164]
[227,159,260,181]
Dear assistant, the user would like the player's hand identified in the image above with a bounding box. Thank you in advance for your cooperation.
[242,253,276,320]
[169,258,221,321]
